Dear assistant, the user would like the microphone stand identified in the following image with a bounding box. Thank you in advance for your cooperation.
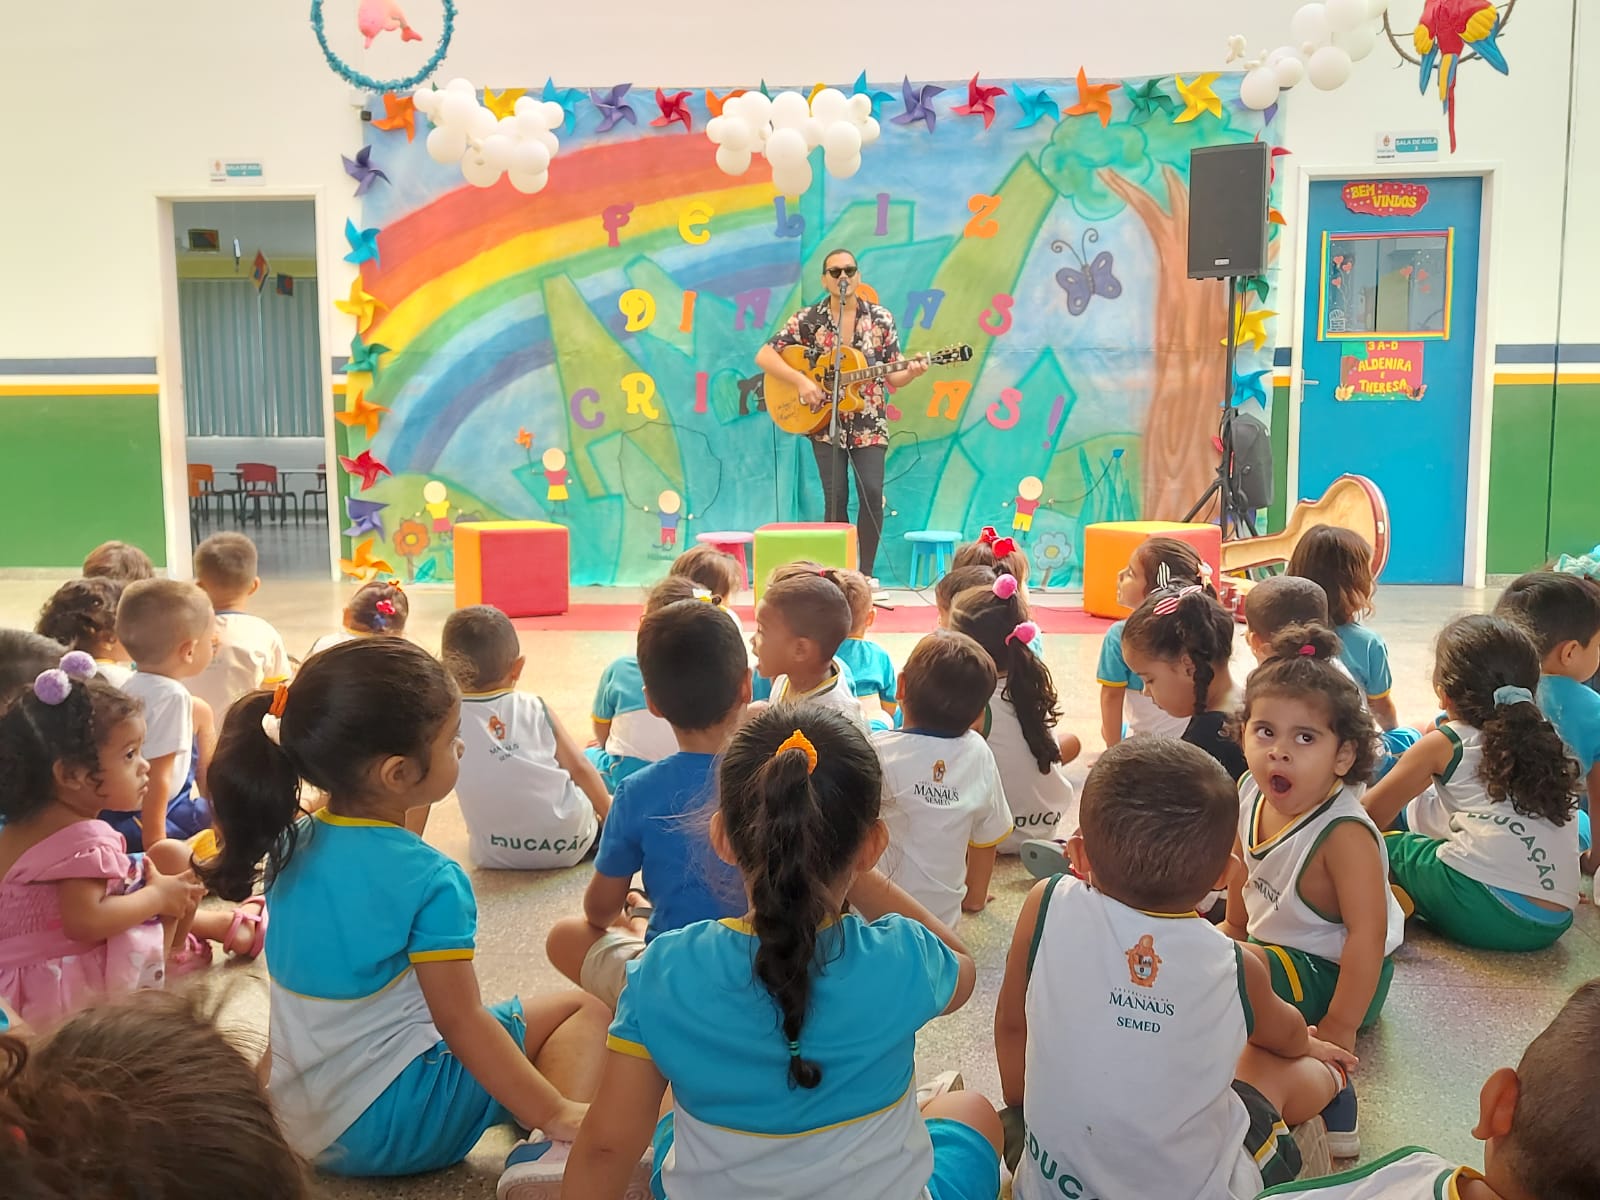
[827,274,851,531]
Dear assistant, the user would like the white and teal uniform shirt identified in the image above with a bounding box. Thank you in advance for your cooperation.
[1539,673,1600,774]
[837,637,897,705]
[1097,619,1189,738]
[1257,1146,1478,1198]
[456,689,598,870]
[1406,721,1579,907]
[771,658,866,729]
[592,654,678,764]
[1334,621,1392,705]
[1240,777,1404,962]
[1018,875,1266,1200]
[264,811,479,1157]
[608,914,958,1200]
[983,681,1077,853]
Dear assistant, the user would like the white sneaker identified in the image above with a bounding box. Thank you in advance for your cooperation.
[497,1133,652,1200]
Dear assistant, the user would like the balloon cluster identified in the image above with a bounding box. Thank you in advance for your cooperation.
[1235,0,1390,110]
[413,78,565,194]
[706,88,881,197]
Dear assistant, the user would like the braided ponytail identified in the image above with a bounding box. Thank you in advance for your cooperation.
[1124,586,1235,715]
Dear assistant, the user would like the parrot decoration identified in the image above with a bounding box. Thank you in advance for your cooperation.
[1415,0,1510,152]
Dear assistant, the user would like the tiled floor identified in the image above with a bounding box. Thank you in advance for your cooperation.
[3,573,1592,1197]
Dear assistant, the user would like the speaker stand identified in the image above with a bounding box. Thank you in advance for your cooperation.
[1184,275,1259,540]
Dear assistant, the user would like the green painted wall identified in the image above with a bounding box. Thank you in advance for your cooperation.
[1486,382,1556,574]
[1267,383,1289,534]
[0,392,167,568]
[1548,381,1600,559]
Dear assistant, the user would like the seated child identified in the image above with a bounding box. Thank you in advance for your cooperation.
[1364,614,1583,952]
[306,581,407,658]
[1098,537,1207,745]
[0,628,67,702]
[35,576,132,687]
[953,529,1045,655]
[1289,525,1400,735]
[442,605,610,870]
[1226,625,1404,1092]
[1122,581,1247,780]
[934,565,997,629]
[547,597,750,1008]
[754,566,865,727]
[589,576,701,789]
[82,540,155,583]
[833,568,898,728]
[668,544,747,636]
[190,532,291,722]
[112,580,217,850]
[949,574,1078,853]
[562,706,1003,1200]
[1255,977,1600,1199]
[874,630,1011,925]
[996,738,1355,1199]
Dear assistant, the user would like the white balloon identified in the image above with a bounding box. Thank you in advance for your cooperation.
[770,90,810,129]
[823,121,862,157]
[765,126,808,165]
[1336,23,1377,60]
[436,90,476,128]
[510,140,551,175]
[514,96,540,119]
[705,115,728,145]
[1240,67,1281,110]
[1366,0,1390,15]
[412,88,440,115]
[541,101,566,128]
[426,126,467,163]
[496,116,520,137]
[847,92,872,121]
[714,142,752,176]
[1325,0,1367,32]
[461,153,502,188]
[466,105,497,141]
[480,134,515,171]
[740,91,773,125]
[1266,45,1293,64]
[859,116,881,144]
[1274,54,1307,88]
[1307,44,1353,89]
[508,168,549,194]
[1289,3,1332,48]
[800,118,826,149]
[719,94,746,122]
[445,77,475,94]
[721,119,754,153]
[810,87,850,124]
[535,127,559,154]
[771,161,812,196]
[825,152,862,179]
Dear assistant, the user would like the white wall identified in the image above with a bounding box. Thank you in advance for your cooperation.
[0,0,1587,360]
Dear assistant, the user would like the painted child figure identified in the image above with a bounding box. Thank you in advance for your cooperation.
[753,566,865,729]
[997,738,1356,1200]
[656,490,682,550]
[442,606,611,871]
[832,568,899,730]
[1011,475,1043,537]
[873,631,1011,925]
[542,447,570,516]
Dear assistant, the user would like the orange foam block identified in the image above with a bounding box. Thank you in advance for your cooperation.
[454,521,569,617]
[1081,521,1222,619]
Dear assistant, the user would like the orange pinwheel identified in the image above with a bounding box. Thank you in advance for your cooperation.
[1065,67,1116,127]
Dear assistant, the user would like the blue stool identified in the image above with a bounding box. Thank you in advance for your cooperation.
[904,529,963,588]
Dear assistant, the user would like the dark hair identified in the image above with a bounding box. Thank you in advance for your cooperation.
[828,569,875,633]
[82,541,154,584]
[1433,614,1580,826]
[935,565,997,615]
[821,248,856,271]
[952,533,1029,585]
[760,571,853,661]
[899,630,996,735]
[199,639,458,901]
[1495,571,1600,659]
[194,532,259,595]
[1504,979,1600,1198]
[668,546,745,602]
[1129,537,1214,600]
[1123,587,1235,717]
[0,990,308,1200]
[644,575,701,615]
[1234,623,1377,783]
[345,581,408,635]
[1244,575,1330,640]
[0,630,69,703]
[1288,525,1375,626]
[36,578,124,655]
[441,605,520,691]
[115,579,213,665]
[948,579,1061,771]
[637,600,749,731]
[717,705,881,1088]
[0,672,142,825]
[1081,738,1238,909]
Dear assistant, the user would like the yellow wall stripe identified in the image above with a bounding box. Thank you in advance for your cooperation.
[0,383,159,396]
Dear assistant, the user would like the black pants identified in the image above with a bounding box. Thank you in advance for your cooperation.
[810,440,885,578]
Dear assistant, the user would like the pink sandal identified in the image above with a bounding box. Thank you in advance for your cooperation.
[167,933,214,977]
[222,897,268,960]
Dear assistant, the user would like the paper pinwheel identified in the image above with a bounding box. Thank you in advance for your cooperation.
[892,77,945,131]
[590,84,638,134]
[334,391,390,439]
[516,427,534,449]
[1011,86,1059,129]
[335,278,385,333]
[343,497,388,540]
[1231,368,1271,409]
[340,450,393,491]
[951,74,1005,129]
[705,87,746,117]
[483,87,526,121]
[1174,73,1222,123]
[1239,276,1271,305]
[371,93,417,141]
[343,219,381,267]
[542,77,583,135]
[1123,79,1174,124]
[1065,67,1116,127]
[852,71,895,120]
[339,537,394,583]
[346,334,390,378]
[1228,306,1277,353]
[341,145,389,197]
[652,88,693,132]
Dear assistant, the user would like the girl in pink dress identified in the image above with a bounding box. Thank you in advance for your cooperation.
[0,652,206,1027]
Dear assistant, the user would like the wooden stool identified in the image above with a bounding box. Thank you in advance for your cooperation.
[904,530,962,589]
[1082,521,1222,619]
[695,530,755,585]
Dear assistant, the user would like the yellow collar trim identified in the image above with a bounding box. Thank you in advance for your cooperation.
[1248,782,1343,854]
[783,666,842,702]
[461,688,516,700]
[719,915,841,935]
[315,809,404,829]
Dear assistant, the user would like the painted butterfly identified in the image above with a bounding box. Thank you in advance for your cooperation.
[1052,229,1121,316]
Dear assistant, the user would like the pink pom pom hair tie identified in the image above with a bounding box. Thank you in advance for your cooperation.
[1006,620,1040,647]
[1298,643,1316,656]
[993,573,1019,600]
[31,651,99,705]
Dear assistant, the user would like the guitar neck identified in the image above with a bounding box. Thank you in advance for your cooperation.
[838,357,919,386]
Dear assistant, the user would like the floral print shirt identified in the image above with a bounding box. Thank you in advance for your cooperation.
[767,297,903,449]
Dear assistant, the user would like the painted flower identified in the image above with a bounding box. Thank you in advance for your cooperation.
[394,519,430,559]
[1031,530,1074,587]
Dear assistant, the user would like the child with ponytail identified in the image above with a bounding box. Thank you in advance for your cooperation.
[952,528,1044,653]
[563,705,1003,1200]
[199,639,622,1194]
[949,575,1079,853]
[1364,614,1584,952]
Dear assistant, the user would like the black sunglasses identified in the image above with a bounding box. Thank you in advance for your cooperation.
[825,264,859,278]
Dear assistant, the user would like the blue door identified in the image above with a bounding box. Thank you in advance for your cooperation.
[1297,175,1482,584]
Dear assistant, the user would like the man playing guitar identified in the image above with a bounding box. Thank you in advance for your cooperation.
[755,248,927,583]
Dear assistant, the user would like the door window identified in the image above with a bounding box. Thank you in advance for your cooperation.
[1318,230,1453,340]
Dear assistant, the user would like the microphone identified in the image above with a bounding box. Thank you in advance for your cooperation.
[838,271,853,297]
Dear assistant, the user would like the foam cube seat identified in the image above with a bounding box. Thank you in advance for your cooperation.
[754,522,857,600]
[1082,521,1223,619]
[454,521,569,617]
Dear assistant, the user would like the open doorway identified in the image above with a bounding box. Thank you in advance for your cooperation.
[168,199,329,579]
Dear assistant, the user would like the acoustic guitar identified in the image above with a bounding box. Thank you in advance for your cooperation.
[1221,474,1391,577]
[765,343,973,436]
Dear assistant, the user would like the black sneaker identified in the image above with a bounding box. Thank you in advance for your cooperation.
[1321,1077,1359,1159]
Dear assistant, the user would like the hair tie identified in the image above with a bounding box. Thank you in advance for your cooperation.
[776,729,818,775]
[786,1039,801,1058]
[1151,585,1203,616]
[375,599,397,616]
[1006,620,1039,647]
[31,651,97,706]
[1199,562,1213,581]
[978,526,999,546]
[1298,643,1316,657]
[991,536,1018,559]
[268,684,290,717]
[993,573,1019,600]
[1493,685,1534,709]
[1154,561,1173,590]
[262,683,289,747]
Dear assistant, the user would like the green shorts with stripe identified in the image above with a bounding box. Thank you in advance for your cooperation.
[1386,831,1572,953]
[1234,1080,1301,1188]
[1251,940,1395,1030]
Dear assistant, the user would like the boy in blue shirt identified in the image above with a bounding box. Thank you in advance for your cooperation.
[832,568,898,729]
[546,597,751,1007]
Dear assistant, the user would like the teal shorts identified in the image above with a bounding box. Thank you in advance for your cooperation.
[1386,832,1573,952]
[648,1111,1000,1200]
[1252,941,1395,1030]
[318,997,526,1176]
[583,746,650,792]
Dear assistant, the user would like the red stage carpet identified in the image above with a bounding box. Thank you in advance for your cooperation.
[512,602,1115,634]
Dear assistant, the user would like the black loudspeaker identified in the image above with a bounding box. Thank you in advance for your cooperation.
[1187,143,1270,279]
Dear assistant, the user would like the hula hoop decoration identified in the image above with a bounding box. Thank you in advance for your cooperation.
[415,79,565,194]
[310,0,456,93]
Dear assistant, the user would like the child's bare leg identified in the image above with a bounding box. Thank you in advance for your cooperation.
[921,1091,1005,1157]
[145,839,198,952]
[518,991,612,1103]
[1235,1045,1342,1126]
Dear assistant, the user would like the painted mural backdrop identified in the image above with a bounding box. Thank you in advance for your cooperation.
[337,75,1285,587]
